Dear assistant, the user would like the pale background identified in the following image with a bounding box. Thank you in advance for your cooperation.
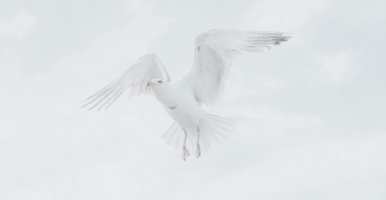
[0,0,385,199]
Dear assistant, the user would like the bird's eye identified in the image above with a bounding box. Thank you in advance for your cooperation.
[158,80,162,84]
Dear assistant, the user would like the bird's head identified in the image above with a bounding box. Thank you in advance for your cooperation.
[148,78,166,87]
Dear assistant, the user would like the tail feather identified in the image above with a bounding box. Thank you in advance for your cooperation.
[162,123,183,149]
[161,113,235,152]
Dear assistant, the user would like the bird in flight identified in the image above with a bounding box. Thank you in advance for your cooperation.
[83,29,290,160]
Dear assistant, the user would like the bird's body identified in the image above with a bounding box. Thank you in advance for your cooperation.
[152,81,203,130]
[83,29,290,160]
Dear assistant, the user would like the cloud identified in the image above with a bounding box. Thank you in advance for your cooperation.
[198,134,386,200]
[0,117,20,142]
[318,52,354,84]
[0,187,53,200]
[127,0,153,16]
[233,106,323,143]
[242,0,329,31]
[0,10,37,40]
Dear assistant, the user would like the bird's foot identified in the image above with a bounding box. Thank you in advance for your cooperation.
[196,143,201,158]
[182,146,190,161]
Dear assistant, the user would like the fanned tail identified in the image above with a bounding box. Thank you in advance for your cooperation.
[162,113,235,153]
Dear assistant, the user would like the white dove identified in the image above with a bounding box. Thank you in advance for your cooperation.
[83,29,290,160]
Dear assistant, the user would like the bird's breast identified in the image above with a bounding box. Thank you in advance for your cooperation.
[153,84,203,128]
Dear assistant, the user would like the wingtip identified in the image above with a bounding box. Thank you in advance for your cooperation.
[272,33,291,45]
[282,32,292,40]
[274,35,291,45]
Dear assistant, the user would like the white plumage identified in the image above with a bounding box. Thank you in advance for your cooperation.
[83,29,290,160]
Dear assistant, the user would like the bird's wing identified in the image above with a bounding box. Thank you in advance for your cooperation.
[182,29,290,105]
[82,53,170,110]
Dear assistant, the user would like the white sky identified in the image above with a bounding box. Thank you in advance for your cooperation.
[0,0,385,199]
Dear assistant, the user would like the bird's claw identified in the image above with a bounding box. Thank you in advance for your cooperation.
[182,146,190,161]
[196,144,201,158]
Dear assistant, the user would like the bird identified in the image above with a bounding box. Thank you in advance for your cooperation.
[82,29,290,160]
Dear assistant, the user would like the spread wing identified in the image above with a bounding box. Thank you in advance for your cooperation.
[182,29,290,105]
[82,53,170,110]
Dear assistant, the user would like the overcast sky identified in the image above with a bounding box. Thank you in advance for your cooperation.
[0,0,385,199]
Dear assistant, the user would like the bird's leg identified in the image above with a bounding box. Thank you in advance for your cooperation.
[182,128,190,161]
[196,126,201,158]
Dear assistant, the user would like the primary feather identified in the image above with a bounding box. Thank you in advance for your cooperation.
[82,53,170,110]
[182,29,290,105]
